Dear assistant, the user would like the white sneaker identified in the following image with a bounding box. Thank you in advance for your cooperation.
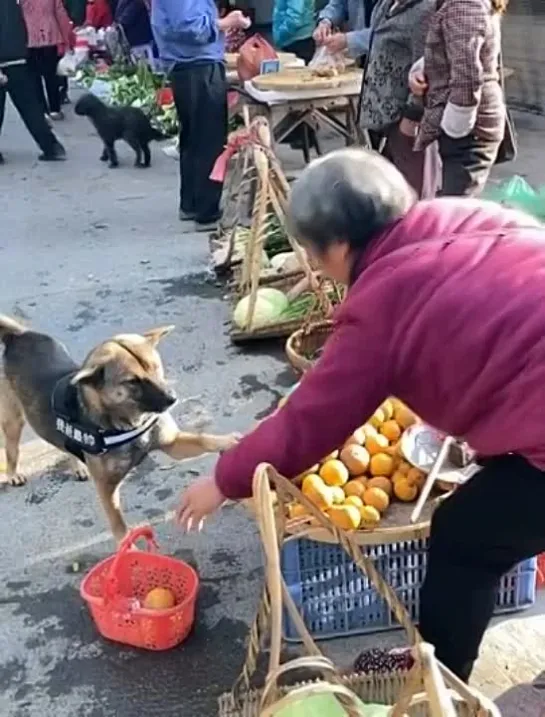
[162,142,179,160]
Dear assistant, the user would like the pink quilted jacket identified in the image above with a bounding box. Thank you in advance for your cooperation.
[20,0,72,48]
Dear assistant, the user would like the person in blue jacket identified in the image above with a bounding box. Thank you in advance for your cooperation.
[273,0,316,64]
[151,0,249,228]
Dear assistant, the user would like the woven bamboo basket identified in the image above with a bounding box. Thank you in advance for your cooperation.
[218,465,500,717]
[285,320,334,374]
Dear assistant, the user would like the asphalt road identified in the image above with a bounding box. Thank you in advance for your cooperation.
[0,99,293,716]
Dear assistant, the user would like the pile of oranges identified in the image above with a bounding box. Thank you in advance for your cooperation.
[287,398,425,531]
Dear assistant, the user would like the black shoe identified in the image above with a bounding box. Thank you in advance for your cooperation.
[39,141,66,162]
[0,152,4,164]
[179,209,195,221]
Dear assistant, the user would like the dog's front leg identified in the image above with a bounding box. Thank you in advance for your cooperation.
[100,145,108,162]
[85,457,128,543]
[106,142,118,168]
[155,414,239,460]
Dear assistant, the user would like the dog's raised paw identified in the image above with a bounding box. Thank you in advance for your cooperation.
[219,433,242,452]
[74,467,89,482]
[7,473,27,487]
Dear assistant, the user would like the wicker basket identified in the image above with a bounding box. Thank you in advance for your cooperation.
[285,320,334,373]
[218,465,500,717]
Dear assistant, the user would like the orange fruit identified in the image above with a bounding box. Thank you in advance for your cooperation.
[320,459,349,487]
[344,495,364,509]
[369,408,385,429]
[381,399,395,420]
[343,426,367,447]
[393,477,418,502]
[331,486,346,504]
[384,443,401,458]
[361,423,378,439]
[360,505,381,527]
[344,479,367,499]
[296,464,320,482]
[391,470,408,485]
[394,405,417,429]
[339,444,370,476]
[363,486,390,513]
[407,467,425,488]
[369,452,395,477]
[327,504,361,530]
[367,476,393,497]
[380,420,402,442]
[288,503,308,519]
[365,433,389,455]
[302,474,334,509]
[397,461,412,475]
[143,587,176,610]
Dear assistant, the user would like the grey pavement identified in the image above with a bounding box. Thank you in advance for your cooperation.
[0,99,291,717]
[2,97,545,717]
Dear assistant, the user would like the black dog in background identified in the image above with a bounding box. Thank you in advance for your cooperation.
[74,93,164,168]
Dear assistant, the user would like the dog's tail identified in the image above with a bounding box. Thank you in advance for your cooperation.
[0,315,27,342]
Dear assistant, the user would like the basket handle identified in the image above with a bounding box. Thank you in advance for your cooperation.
[266,465,421,645]
[103,526,158,603]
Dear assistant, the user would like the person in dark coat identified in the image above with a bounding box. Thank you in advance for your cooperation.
[115,0,153,49]
[0,0,66,162]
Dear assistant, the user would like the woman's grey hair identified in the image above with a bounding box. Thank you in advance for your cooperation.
[287,148,417,254]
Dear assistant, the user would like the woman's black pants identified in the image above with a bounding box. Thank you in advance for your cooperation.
[419,454,545,681]
[27,46,62,114]
[438,131,500,196]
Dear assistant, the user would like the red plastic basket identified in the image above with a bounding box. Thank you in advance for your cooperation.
[80,526,199,650]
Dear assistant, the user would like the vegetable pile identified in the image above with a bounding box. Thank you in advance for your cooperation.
[75,60,242,137]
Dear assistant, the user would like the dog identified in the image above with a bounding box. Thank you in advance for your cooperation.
[74,92,164,169]
[0,316,238,542]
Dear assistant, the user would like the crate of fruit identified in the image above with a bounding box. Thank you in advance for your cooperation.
[271,396,537,641]
[281,538,536,642]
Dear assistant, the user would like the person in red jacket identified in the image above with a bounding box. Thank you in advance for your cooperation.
[177,147,545,683]
[85,0,113,28]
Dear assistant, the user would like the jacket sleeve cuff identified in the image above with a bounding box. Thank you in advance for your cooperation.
[440,101,477,139]
[214,448,249,501]
[345,29,371,58]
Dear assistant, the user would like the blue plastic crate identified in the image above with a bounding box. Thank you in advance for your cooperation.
[281,537,537,642]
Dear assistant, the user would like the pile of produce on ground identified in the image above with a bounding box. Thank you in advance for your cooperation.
[74,61,241,138]
[233,284,340,331]
[281,396,426,531]
[230,214,296,272]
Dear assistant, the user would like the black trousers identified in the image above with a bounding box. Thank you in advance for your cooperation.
[438,131,500,197]
[420,454,545,682]
[170,61,227,223]
[0,63,59,154]
[27,46,62,115]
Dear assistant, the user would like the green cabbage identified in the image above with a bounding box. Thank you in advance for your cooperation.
[233,288,288,329]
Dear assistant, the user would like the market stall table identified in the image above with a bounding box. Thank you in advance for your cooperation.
[240,70,364,163]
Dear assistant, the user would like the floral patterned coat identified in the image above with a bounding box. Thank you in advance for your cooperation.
[20,0,72,48]
[358,0,435,132]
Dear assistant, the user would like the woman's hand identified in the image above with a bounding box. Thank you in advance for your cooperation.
[176,476,226,532]
[408,56,427,97]
[313,20,332,45]
[219,10,251,33]
[323,32,348,54]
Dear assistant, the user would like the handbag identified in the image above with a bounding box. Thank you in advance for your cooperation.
[495,46,517,164]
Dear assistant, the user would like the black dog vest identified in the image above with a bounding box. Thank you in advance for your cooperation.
[52,374,159,462]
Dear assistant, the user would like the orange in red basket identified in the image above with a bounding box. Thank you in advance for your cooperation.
[144,587,176,610]
[80,526,199,650]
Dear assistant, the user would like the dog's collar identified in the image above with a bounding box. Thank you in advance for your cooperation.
[52,374,160,460]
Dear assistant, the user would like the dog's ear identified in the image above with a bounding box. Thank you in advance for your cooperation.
[70,364,105,386]
[143,325,175,347]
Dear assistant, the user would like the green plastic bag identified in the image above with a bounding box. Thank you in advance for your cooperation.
[272,692,390,717]
[483,175,543,219]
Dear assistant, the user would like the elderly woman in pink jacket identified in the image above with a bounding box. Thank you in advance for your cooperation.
[20,0,73,120]
[177,147,545,683]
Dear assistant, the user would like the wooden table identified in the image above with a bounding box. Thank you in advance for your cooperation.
[239,75,364,163]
